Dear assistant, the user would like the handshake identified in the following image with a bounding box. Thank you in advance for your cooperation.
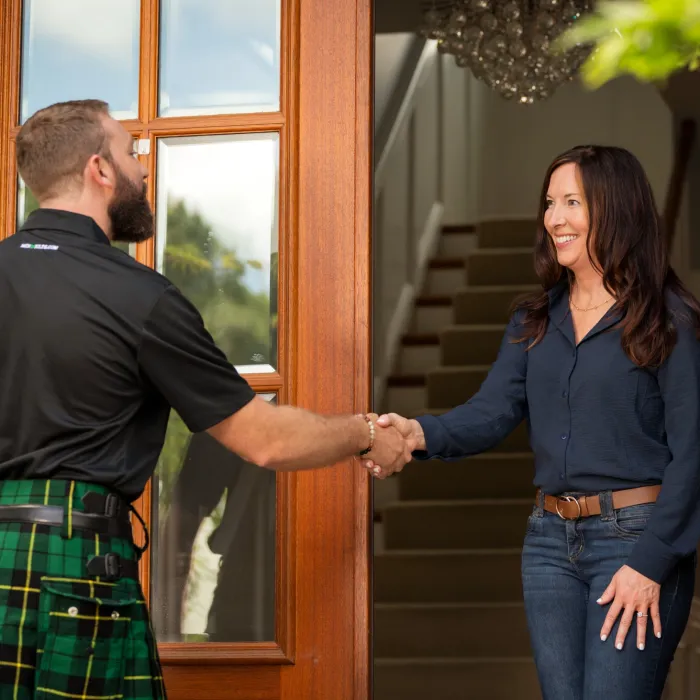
[358,413,426,479]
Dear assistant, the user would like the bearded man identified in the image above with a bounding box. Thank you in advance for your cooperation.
[0,100,410,699]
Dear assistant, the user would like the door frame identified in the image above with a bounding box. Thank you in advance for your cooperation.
[277,0,373,697]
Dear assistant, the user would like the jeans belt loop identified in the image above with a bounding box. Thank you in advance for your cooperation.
[599,490,615,521]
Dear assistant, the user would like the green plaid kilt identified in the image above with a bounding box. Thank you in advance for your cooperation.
[0,479,166,699]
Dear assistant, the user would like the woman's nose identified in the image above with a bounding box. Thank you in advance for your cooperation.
[550,206,566,227]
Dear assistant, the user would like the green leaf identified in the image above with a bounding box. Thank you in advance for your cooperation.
[559,0,700,86]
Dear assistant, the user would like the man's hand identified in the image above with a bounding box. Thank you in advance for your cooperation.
[361,413,413,479]
[360,413,425,479]
[597,565,662,651]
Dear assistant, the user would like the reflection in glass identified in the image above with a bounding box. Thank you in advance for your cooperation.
[159,0,281,116]
[16,179,39,228]
[155,133,279,373]
[20,0,140,122]
[153,394,277,643]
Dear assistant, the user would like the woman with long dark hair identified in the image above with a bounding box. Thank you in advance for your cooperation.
[364,145,700,699]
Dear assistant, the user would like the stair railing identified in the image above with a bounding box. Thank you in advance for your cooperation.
[374,38,445,410]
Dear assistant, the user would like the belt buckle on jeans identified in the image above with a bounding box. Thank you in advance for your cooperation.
[555,495,582,520]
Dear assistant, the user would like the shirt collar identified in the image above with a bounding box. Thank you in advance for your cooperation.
[547,275,624,345]
[547,277,570,328]
[20,209,111,246]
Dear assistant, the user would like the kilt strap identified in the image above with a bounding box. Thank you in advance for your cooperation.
[0,504,132,539]
[86,553,140,581]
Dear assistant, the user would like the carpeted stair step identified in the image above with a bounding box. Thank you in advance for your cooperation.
[412,297,454,334]
[374,548,524,603]
[426,365,490,407]
[454,285,538,324]
[424,258,468,296]
[374,602,532,658]
[467,248,538,286]
[399,334,441,375]
[399,453,534,500]
[385,375,427,415]
[438,228,479,258]
[374,657,541,700]
[440,324,506,366]
[477,219,537,248]
[383,499,532,549]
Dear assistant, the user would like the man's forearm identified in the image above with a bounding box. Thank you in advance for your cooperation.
[260,406,371,471]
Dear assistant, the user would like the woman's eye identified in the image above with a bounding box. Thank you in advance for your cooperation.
[568,199,579,206]
[545,200,553,208]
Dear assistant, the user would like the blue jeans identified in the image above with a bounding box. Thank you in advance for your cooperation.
[522,492,696,700]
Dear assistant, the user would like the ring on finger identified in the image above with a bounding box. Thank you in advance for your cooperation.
[637,612,648,618]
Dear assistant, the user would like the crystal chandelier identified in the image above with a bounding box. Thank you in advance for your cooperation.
[420,0,595,104]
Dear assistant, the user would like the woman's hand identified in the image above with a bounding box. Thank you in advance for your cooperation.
[360,413,425,478]
[598,565,662,651]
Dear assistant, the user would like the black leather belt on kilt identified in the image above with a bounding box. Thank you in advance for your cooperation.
[0,490,141,581]
[0,504,133,538]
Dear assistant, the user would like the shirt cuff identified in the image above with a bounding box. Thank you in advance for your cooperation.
[412,415,446,460]
[626,529,680,584]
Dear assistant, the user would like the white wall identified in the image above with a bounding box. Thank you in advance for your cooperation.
[441,57,476,225]
[413,56,441,238]
[472,75,674,221]
[374,33,415,127]
[377,37,676,234]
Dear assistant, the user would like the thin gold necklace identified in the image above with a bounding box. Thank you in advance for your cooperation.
[570,286,614,312]
[571,297,612,312]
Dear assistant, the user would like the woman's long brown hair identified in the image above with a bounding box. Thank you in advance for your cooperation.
[516,145,700,367]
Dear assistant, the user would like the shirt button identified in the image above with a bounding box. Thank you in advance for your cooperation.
[559,474,564,480]
[561,434,567,440]
[562,390,568,398]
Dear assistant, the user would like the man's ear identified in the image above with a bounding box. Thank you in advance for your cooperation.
[85,154,114,189]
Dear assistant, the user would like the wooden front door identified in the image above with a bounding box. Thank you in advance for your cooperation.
[0,1,372,698]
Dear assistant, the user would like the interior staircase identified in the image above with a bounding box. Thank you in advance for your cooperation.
[374,219,542,700]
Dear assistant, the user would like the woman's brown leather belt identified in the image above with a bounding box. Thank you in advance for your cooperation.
[537,485,661,520]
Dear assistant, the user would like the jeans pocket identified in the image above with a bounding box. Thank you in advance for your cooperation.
[612,503,655,539]
[35,579,137,700]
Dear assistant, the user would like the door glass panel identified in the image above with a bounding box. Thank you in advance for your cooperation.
[155,133,279,373]
[158,0,281,116]
[152,394,277,643]
[20,0,140,122]
[16,178,39,227]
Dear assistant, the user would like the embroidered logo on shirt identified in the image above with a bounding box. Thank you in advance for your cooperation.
[20,243,59,250]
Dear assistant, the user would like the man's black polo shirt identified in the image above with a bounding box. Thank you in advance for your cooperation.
[0,209,255,500]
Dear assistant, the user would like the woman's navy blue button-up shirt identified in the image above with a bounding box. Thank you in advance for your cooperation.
[414,283,700,584]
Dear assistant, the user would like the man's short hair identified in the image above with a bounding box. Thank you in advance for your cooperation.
[16,99,111,202]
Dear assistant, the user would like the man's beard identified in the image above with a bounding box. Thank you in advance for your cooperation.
[108,166,154,243]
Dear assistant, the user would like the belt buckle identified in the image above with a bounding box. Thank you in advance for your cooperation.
[555,495,582,520]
